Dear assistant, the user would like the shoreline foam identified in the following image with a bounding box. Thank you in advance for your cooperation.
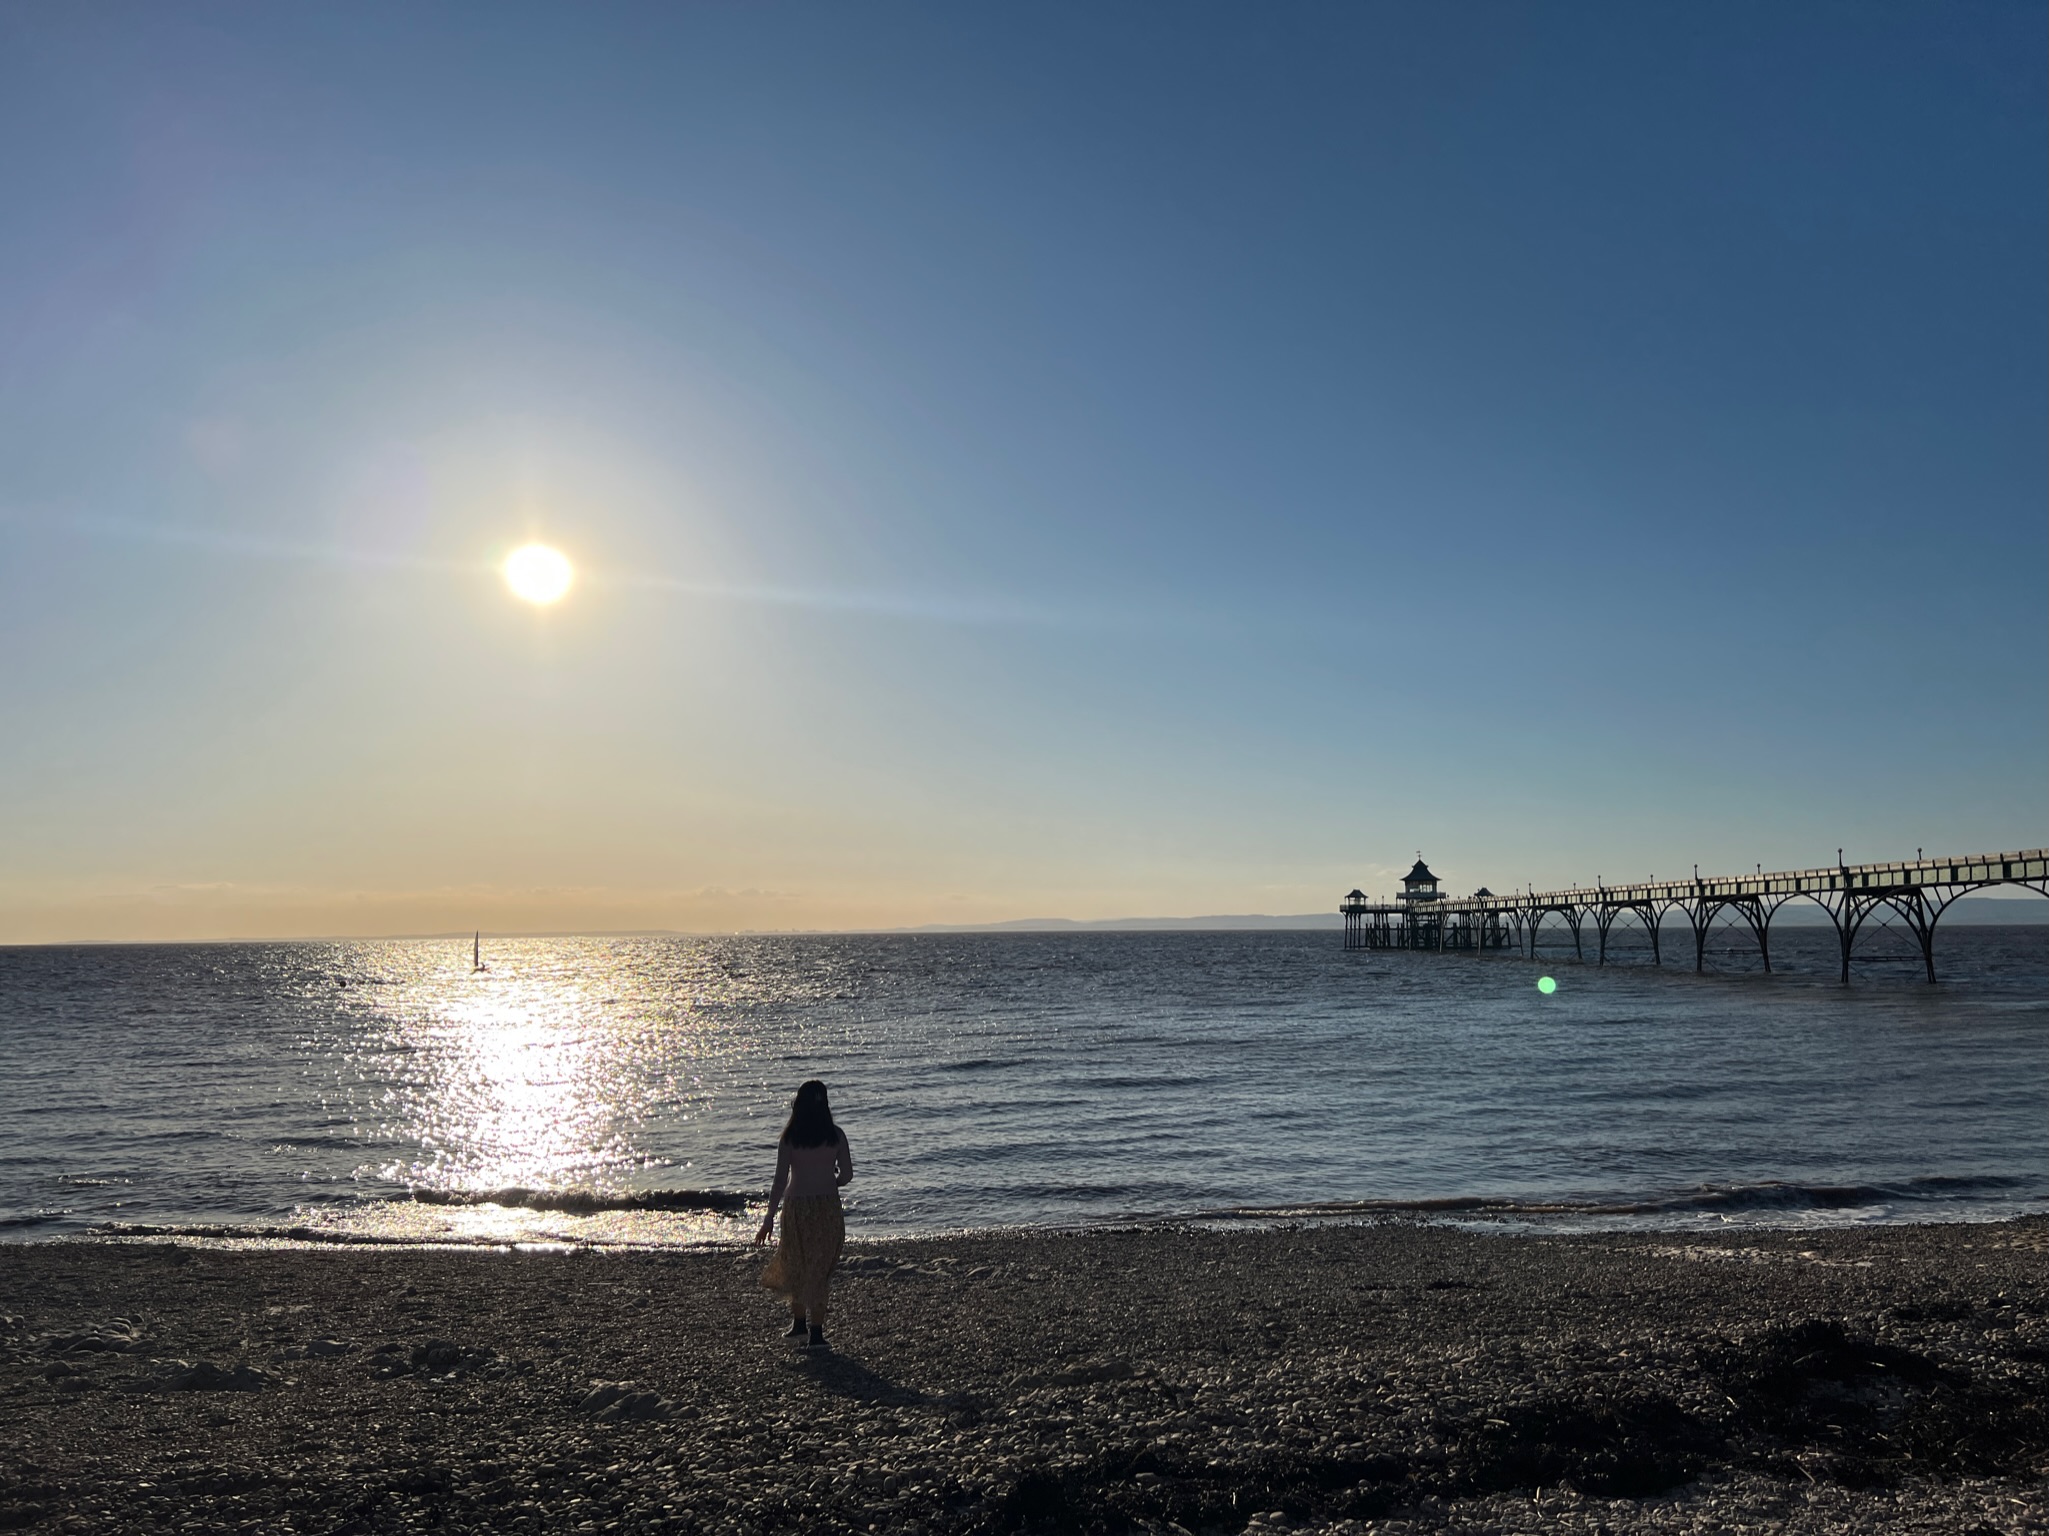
[8,1169,2043,1253]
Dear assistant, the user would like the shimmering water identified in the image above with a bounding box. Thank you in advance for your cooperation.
[1,928,2043,1247]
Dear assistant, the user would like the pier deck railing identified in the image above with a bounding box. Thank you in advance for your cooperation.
[1340,849,2048,983]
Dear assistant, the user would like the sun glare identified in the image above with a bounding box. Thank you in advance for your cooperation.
[504,544,574,605]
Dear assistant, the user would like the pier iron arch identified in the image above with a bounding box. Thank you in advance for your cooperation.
[1339,850,2047,983]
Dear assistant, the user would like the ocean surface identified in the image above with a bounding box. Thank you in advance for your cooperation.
[1,927,2044,1248]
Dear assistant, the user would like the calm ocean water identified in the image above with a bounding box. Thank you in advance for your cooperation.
[1,928,2043,1248]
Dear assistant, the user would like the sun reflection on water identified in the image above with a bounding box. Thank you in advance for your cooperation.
[319,940,752,1246]
[379,980,625,1192]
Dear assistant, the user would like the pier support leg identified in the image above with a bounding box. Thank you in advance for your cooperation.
[1837,865,1854,985]
[1891,891,1940,984]
[1730,899,1770,975]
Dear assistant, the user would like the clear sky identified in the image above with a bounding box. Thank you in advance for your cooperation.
[2,3,2043,941]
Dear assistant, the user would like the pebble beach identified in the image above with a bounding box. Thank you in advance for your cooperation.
[5,1217,2047,1534]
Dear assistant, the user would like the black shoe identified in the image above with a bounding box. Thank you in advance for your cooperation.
[783,1319,808,1339]
[806,1326,828,1351]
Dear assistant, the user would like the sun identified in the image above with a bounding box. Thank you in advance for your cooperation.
[504,544,573,604]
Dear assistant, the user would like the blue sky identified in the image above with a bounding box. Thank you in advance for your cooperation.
[2,3,2043,939]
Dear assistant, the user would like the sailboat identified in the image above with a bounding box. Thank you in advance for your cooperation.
[472,932,487,973]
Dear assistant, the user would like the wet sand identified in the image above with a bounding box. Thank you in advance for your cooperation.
[3,1218,2046,1533]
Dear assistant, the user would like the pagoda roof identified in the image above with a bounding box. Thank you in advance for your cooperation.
[1404,859,1438,884]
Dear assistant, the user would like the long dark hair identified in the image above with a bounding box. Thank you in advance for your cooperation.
[780,1079,840,1148]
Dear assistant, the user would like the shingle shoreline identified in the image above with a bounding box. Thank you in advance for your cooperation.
[3,1218,2046,1533]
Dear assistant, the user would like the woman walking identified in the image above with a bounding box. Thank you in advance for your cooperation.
[755,1079,854,1349]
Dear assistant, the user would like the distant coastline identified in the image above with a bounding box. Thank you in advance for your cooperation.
[10,894,2044,945]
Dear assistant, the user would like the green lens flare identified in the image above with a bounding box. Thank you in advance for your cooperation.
[1537,976,1558,995]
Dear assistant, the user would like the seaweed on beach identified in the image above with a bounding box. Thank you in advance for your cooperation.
[980,1391,1718,1534]
[1713,1316,2049,1488]
[1443,1391,1718,1497]
[986,1446,1384,1535]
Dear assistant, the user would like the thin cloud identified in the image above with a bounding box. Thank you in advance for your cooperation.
[16,506,1142,631]
[596,568,1095,629]
[31,509,474,577]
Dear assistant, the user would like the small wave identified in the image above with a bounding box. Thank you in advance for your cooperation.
[1194,1195,1612,1221]
[1194,1176,2037,1225]
[1078,1074,1207,1090]
[1882,1174,2030,1195]
[0,1210,72,1230]
[88,1221,579,1249]
[982,1182,1141,1203]
[1631,1176,2029,1216]
[405,1186,751,1215]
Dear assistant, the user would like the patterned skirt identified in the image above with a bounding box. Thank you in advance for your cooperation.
[761,1192,845,1314]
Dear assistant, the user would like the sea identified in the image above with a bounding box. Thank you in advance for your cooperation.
[1,927,2043,1249]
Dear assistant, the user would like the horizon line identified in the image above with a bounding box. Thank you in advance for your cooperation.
[5,893,2046,948]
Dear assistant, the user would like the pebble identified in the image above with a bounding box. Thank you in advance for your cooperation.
[149,1359,276,1392]
[1,1222,2045,1533]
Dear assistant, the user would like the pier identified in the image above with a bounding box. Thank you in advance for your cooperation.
[1341,850,2048,982]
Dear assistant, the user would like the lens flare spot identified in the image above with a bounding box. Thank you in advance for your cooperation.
[1537,976,1558,995]
[504,544,573,604]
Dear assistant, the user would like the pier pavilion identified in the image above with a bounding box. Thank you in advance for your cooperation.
[1340,849,2049,983]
